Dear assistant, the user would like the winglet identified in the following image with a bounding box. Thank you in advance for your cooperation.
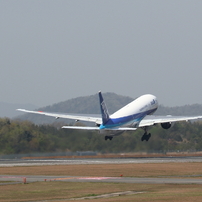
[98,91,110,125]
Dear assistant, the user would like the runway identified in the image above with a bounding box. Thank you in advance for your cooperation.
[0,157,202,185]
[0,174,202,185]
[1,156,202,167]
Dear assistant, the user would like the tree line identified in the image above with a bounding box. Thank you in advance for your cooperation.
[0,118,202,154]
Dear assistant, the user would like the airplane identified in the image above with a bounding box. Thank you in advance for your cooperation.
[17,91,202,141]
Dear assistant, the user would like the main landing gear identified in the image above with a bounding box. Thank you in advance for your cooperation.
[141,132,151,141]
[141,127,151,141]
[105,136,113,141]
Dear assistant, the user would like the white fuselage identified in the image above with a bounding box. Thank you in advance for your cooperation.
[99,94,158,132]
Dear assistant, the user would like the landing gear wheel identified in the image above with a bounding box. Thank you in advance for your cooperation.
[105,136,113,141]
[141,132,151,141]
[146,133,151,141]
[141,132,147,141]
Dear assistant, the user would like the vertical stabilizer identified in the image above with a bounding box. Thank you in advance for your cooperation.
[98,91,110,124]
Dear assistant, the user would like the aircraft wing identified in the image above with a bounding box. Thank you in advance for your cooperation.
[139,115,202,127]
[17,109,102,124]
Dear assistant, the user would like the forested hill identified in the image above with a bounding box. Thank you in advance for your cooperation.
[16,92,202,124]
[16,93,133,124]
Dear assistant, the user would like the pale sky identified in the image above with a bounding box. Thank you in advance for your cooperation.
[1,0,202,107]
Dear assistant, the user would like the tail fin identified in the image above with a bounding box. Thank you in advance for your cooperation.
[98,91,110,124]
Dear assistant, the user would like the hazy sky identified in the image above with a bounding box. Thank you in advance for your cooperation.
[1,1,202,107]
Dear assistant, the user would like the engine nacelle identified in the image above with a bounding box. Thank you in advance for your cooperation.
[161,122,172,129]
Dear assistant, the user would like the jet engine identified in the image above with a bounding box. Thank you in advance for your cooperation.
[161,122,172,129]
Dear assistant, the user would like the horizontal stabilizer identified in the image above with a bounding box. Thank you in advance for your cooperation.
[62,126,100,130]
[62,126,137,131]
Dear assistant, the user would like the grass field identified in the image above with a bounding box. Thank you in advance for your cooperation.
[0,162,202,177]
[0,162,202,201]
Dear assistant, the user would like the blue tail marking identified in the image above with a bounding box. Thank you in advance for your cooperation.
[98,91,110,125]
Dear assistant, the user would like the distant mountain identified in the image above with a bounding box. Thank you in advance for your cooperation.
[155,104,202,116]
[0,102,38,118]
[15,92,202,125]
[15,92,133,124]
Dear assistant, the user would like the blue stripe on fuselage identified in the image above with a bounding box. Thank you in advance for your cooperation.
[99,108,157,129]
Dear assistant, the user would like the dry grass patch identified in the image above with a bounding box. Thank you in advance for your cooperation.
[0,182,147,201]
[0,182,202,202]
[1,162,202,201]
[0,162,202,177]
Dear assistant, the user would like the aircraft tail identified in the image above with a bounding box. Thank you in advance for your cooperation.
[98,91,110,124]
